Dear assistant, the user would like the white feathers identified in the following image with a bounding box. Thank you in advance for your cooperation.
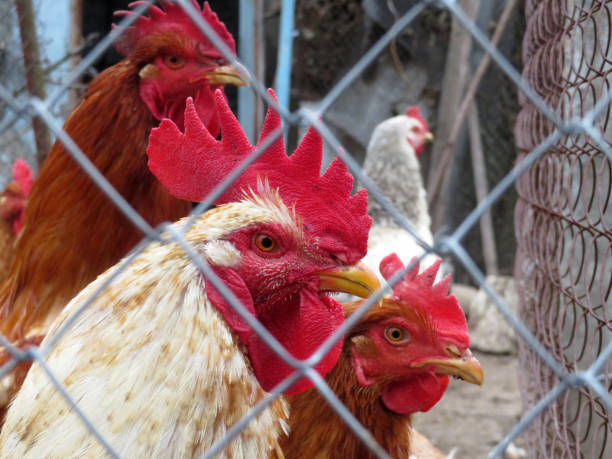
[0,197,294,458]
[362,113,439,281]
[203,240,242,267]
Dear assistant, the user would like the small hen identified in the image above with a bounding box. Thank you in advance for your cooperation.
[0,160,33,281]
[0,90,379,457]
[282,255,482,458]
[362,106,436,280]
[0,1,246,413]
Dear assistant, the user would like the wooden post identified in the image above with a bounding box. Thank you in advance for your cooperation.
[68,0,83,108]
[468,103,498,275]
[15,0,52,166]
[426,0,480,231]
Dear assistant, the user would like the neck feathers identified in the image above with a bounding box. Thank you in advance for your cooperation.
[282,348,412,458]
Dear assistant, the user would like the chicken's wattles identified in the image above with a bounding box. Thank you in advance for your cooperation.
[0,1,246,419]
[0,89,378,458]
[283,255,483,458]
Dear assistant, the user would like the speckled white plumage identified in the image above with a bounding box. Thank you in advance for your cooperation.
[0,195,291,458]
[361,113,439,280]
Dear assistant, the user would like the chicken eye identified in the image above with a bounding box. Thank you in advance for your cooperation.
[384,326,410,344]
[254,234,276,252]
[164,55,185,69]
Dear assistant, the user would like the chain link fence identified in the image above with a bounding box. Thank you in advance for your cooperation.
[515,0,612,457]
[0,0,610,457]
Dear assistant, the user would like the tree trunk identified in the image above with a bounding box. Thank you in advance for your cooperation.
[15,0,51,166]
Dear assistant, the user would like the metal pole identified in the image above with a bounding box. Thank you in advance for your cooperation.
[276,0,296,131]
[238,0,255,142]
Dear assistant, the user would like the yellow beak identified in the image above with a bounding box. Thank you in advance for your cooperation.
[203,64,249,87]
[413,348,484,386]
[317,262,381,300]
[424,132,435,143]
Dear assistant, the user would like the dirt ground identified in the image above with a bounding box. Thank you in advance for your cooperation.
[412,352,524,458]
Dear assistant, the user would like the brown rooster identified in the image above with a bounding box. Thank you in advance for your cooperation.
[0,160,33,281]
[0,1,246,403]
[0,88,378,457]
[282,255,483,458]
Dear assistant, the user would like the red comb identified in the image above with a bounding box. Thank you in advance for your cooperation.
[380,254,469,346]
[405,105,428,130]
[12,159,33,197]
[147,88,372,261]
[113,1,235,57]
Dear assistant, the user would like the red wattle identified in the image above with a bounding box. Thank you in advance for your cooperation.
[247,290,344,395]
[206,267,345,395]
[381,372,449,415]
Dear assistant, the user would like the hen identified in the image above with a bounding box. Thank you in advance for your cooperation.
[0,160,33,281]
[362,106,436,281]
[282,255,482,458]
[0,90,378,457]
[0,1,246,405]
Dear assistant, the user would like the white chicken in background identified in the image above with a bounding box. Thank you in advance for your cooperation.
[361,106,437,281]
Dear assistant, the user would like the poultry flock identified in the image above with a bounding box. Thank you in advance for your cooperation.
[0,1,481,457]
[0,0,246,420]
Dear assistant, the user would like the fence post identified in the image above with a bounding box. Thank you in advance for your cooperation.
[14,0,51,165]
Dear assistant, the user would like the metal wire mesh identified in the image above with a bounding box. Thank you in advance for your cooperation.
[515,0,612,457]
[0,0,610,458]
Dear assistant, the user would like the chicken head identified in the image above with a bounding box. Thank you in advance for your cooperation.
[344,254,483,415]
[114,0,248,133]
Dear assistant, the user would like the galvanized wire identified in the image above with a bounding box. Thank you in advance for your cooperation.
[0,0,610,458]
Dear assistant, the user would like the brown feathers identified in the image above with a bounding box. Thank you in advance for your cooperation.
[0,61,191,342]
[281,352,412,459]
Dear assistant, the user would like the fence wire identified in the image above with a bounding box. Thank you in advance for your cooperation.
[515,1,612,458]
[0,0,609,458]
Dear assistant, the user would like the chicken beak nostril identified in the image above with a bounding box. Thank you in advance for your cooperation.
[331,254,348,267]
[445,344,462,358]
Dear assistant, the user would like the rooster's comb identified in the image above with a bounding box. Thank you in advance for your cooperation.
[405,105,428,129]
[12,159,33,197]
[113,1,235,57]
[380,254,469,346]
[147,88,371,261]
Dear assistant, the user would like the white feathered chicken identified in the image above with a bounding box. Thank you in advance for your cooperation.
[361,106,436,279]
[0,91,379,457]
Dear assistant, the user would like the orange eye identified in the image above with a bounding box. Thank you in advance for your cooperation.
[254,234,276,252]
[164,55,185,69]
[385,326,410,344]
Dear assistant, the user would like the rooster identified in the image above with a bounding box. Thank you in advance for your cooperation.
[282,255,482,458]
[0,89,379,457]
[0,160,33,281]
[362,106,436,281]
[0,1,246,411]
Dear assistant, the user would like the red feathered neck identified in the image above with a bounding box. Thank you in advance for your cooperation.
[113,1,235,57]
[147,88,371,262]
[380,254,469,347]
